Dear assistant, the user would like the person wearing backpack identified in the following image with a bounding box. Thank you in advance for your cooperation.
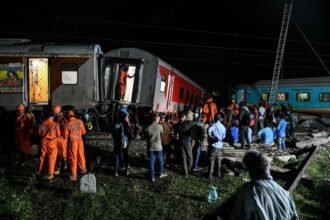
[239,102,251,149]
[112,111,131,177]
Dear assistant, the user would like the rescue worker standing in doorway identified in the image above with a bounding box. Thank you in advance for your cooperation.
[117,64,135,101]
[38,110,60,181]
[52,105,68,174]
[202,97,217,124]
[15,104,32,163]
[64,110,87,181]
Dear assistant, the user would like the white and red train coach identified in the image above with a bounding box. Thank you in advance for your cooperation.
[103,47,208,114]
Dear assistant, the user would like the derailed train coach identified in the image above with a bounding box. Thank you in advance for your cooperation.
[0,43,207,136]
[233,77,330,114]
[102,48,207,114]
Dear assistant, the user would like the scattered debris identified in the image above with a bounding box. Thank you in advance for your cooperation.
[276,155,296,162]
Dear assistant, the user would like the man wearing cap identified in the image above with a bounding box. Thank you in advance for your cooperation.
[64,110,87,181]
[15,104,32,163]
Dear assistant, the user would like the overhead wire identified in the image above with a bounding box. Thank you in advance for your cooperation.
[5,11,330,47]
[292,16,330,75]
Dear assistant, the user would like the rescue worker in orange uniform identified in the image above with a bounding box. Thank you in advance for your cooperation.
[202,97,218,124]
[15,104,32,162]
[52,105,68,174]
[225,98,240,128]
[117,65,135,101]
[38,111,60,181]
[64,110,87,181]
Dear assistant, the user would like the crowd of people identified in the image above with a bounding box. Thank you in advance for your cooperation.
[12,97,298,218]
[13,97,297,183]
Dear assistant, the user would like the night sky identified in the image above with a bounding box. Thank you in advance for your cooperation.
[1,0,330,91]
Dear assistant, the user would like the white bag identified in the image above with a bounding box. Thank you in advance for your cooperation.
[80,174,97,193]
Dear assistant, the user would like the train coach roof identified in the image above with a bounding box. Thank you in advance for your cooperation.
[0,44,102,57]
[255,77,330,87]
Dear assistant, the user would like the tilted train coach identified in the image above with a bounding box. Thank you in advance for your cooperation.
[234,77,330,114]
[0,42,207,134]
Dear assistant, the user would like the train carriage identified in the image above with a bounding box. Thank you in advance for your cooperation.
[0,43,102,111]
[102,48,207,114]
[0,42,208,133]
[234,77,330,114]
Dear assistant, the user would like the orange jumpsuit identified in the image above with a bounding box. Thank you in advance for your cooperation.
[118,70,128,99]
[202,100,218,124]
[38,118,60,179]
[15,113,31,155]
[56,116,68,160]
[64,117,87,180]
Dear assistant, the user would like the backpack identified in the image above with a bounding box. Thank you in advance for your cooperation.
[121,123,128,149]
[242,110,254,126]
[249,112,255,127]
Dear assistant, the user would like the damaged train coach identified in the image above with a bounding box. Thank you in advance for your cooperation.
[0,43,207,138]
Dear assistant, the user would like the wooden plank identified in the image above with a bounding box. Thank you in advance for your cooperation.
[284,145,318,192]
[295,137,330,148]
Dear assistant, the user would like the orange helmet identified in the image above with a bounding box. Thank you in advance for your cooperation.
[68,110,75,117]
[16,104,25,111]
[52,105,62,114]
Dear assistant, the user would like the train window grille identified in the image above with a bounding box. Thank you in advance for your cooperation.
[276,93,289,101]
[296,92,311,102]
[319,93,330,102]
[179,87,184,99]
[160,75,166,92]
[61,63,78,85]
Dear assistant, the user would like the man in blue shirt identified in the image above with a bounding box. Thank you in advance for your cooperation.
[277,113,287,151]
[230,151,298,220]
[207,114,226,180]
[257,122,274,146]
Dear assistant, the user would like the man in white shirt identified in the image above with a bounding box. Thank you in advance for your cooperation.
[207,114,226,180]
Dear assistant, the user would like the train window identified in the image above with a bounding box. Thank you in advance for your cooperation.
[319,93,330,102]
[61,63,78,84]
[160,75,166,92]
[276,93,289,101]
[179,87,184,99]
[296,92,311,102]
[186,90,190,101]
[260,93,268,101]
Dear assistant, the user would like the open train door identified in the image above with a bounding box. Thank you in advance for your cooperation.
[102,57,142,104]
[28,58,49,105]
[166,72,175,111]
